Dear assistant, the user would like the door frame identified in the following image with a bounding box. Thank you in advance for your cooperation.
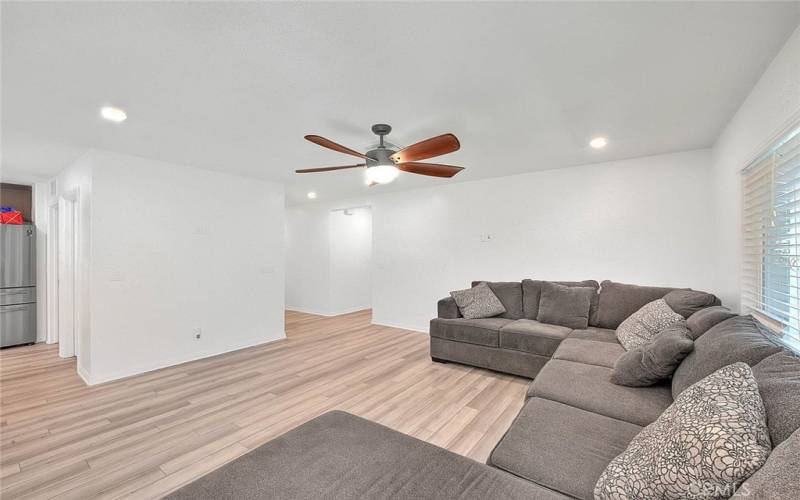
[46,200,59,344]
[56,189,79,358]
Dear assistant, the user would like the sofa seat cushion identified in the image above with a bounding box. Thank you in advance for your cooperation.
[168,411,569,500]
[489,397,642,500]
[429,317,511,347]
[671,315,783,398]
[552,338,626,368]
[499,319,572,356]
[567,327,618,344]
[527,359,673,426]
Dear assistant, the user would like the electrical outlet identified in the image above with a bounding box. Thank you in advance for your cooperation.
[193,328,202,340]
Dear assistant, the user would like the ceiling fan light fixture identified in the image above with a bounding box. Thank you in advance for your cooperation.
[365,164,399,184]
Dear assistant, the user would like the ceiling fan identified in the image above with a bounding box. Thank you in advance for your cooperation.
[296,124,464,185]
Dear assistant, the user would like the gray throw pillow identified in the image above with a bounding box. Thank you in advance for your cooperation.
[616,298,686,351]
[536,281,594,329]
[664,289,720,318]
[752,351,800,446]
[686,305,737,340]
[611,325,694,387]
[595,362,771,500]
[450,282,506,319]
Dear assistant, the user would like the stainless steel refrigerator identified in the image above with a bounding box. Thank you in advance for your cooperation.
[1,224,37,347]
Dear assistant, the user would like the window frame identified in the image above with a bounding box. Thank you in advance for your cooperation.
[740,122,800,352]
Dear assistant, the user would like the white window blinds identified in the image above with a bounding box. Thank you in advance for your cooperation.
[742,126,800,349]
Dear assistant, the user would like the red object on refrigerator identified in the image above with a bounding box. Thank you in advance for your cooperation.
[0,211,23,224]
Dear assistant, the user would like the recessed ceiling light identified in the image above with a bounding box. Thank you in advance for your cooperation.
[307,191,317,199]
[590,137,608,149]
[100,106,127,123]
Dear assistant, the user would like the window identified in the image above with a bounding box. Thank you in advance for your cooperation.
[742,125,800,350]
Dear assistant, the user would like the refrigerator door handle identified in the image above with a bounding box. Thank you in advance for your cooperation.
[1,304,29,313]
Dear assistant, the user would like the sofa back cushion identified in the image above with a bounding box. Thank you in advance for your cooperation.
[752,351,800,446]
[522,279,599,322]
[686,305,737,340]
[671,315,783,399]
[663,289,721,318]
[592,281,679,329]
[471,281,524,319]
[732,426,800,499]
[536,282,595,329]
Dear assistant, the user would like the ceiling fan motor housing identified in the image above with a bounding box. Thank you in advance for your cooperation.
[366,147,396,167]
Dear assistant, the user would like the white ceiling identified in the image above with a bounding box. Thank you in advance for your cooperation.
[2,2,799,205]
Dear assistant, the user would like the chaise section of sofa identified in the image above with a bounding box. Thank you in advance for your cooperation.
[166,410,570,500]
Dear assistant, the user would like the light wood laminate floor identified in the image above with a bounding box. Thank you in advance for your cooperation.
[0,310,528,499]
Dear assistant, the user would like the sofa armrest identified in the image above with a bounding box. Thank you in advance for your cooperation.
[438,296,462,319]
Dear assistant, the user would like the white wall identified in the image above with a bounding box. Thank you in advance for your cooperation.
[286,205,372,315]
[287,149,716,332]
[329,208,372,314]
[711,25,800,309]
[63,150,285,384]
[286,206,331,314]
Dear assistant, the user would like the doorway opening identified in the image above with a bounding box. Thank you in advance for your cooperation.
[329,206,372,315]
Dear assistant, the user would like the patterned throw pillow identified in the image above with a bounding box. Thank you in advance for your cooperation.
[616,298,685,350]
[450,282,506,319]
[595,362,772,500]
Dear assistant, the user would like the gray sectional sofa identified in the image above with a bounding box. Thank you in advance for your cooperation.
[171,279,799,500]
[430,279,702,378]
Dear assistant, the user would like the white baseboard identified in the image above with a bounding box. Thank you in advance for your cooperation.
[371,319,428,334]
[286,306,370,317]
[77,364,92,385]
[285,306,334,316]
[81,334,286,386]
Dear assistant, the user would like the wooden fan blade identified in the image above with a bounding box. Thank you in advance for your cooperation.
[305,135,370,160]
[396,162,464,178]
[295,164,366,173]
[390,133,460,163]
